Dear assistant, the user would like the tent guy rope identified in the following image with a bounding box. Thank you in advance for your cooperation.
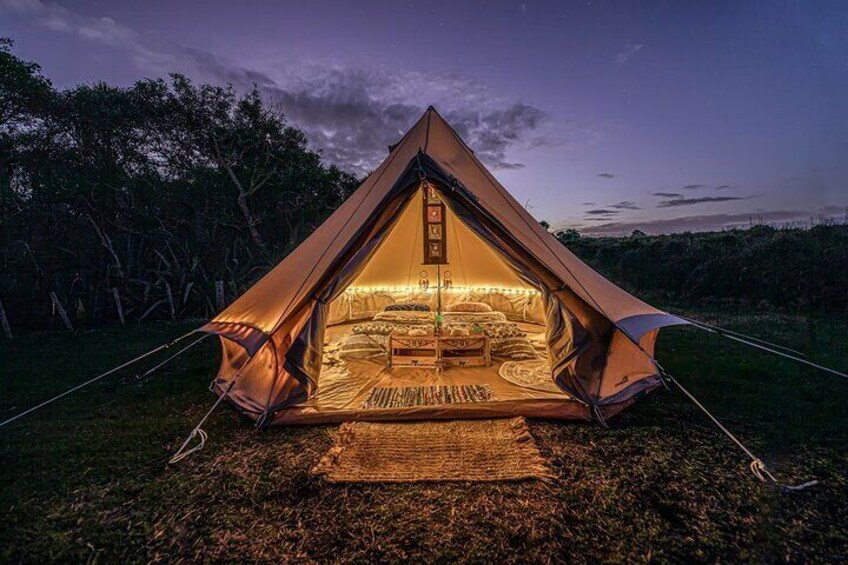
[675,314,807,357]
[656,362,819,491]
[0,330,200,428]
[168,350,261,464]
[134,333,211,384]
[681,317,848,379]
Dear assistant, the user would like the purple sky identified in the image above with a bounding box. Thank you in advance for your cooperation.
[2,0,847,235]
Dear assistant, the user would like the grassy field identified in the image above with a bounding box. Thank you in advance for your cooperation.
[1,309,847,563]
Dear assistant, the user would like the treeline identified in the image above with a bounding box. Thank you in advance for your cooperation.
[558,224,848,313]
[0,39,358,332]
[2,40,845,336]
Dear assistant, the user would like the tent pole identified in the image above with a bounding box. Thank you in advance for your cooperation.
[436,264,442,316]
[0,330,199,429]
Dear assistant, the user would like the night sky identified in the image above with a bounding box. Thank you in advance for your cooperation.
[3,0,847,235]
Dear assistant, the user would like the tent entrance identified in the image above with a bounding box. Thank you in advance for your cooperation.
[278,184,588,424]
[327,184,548,326]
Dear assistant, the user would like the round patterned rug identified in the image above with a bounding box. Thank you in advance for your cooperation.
[498,359,562,393]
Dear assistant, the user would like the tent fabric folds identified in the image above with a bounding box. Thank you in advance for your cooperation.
[199,107,687,425]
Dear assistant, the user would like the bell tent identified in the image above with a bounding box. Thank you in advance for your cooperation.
[3,108,841,484]
[198,107,688,426]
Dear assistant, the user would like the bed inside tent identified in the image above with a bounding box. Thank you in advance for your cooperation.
[272,181,585,424]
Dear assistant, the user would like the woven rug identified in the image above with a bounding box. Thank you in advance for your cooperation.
[311,417,554,483]
[498,359,562,393]
[362,384,493,409]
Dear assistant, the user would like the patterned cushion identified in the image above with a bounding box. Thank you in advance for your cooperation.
[353,322,400,335]
[338,333,387,359]
[491,336,538,360]
[374,311,434,323]
[447,301,492,313]
[385,302,431,312]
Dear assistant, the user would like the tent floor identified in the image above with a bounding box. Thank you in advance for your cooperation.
[273,323,591,425]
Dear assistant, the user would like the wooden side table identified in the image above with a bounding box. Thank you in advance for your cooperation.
[388,333,491,370]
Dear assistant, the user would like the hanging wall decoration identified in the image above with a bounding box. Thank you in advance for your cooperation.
[442,270,453,289]
[423,182,447,264]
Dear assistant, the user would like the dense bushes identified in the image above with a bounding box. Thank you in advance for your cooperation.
[561,224,848,313]
[0,39,358,331]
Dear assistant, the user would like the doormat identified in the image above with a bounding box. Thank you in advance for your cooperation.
[362,384,493,409]
[310,417,554,483]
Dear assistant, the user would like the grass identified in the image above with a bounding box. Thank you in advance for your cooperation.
[1,309,847,563]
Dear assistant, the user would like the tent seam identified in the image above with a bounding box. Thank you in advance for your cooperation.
[424,108,432,151]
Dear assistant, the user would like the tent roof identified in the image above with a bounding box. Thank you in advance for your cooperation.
[203,107,685,349]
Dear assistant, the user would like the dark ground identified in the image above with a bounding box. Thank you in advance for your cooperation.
[1,309,846,563]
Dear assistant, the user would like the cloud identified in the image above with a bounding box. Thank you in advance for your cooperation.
[578,208,847,236]
[683,184,707,190]
[616,43,644,65]
[584,209,621,216]
[609,200,640,210]
[657,196,746,208]
[597,172,615,178]
[441,101,548,171]
[2,0,552,175]
[715,184,733,189]
[581,202,596,206]
[259,68,550,173]
[0,0,44,15]
[653,192,683,198]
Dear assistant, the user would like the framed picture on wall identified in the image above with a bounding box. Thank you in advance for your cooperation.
[423,183,447,264]
[427,184,441,204]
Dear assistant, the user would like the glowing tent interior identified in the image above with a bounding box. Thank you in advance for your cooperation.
[200,107,688,426]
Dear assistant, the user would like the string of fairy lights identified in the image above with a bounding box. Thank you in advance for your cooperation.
[343,286,539,295]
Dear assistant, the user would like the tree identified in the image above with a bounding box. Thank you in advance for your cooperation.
[556,228,581,244]
[0,40,359,329]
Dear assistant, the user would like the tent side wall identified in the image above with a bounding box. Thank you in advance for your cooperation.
[212,165,425,419]
[200,110,432,349]
[422,109,686,339]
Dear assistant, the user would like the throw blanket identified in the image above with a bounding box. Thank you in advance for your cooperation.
[343,310,537,360]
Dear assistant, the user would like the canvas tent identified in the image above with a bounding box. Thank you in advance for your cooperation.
[199,107,688,426]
